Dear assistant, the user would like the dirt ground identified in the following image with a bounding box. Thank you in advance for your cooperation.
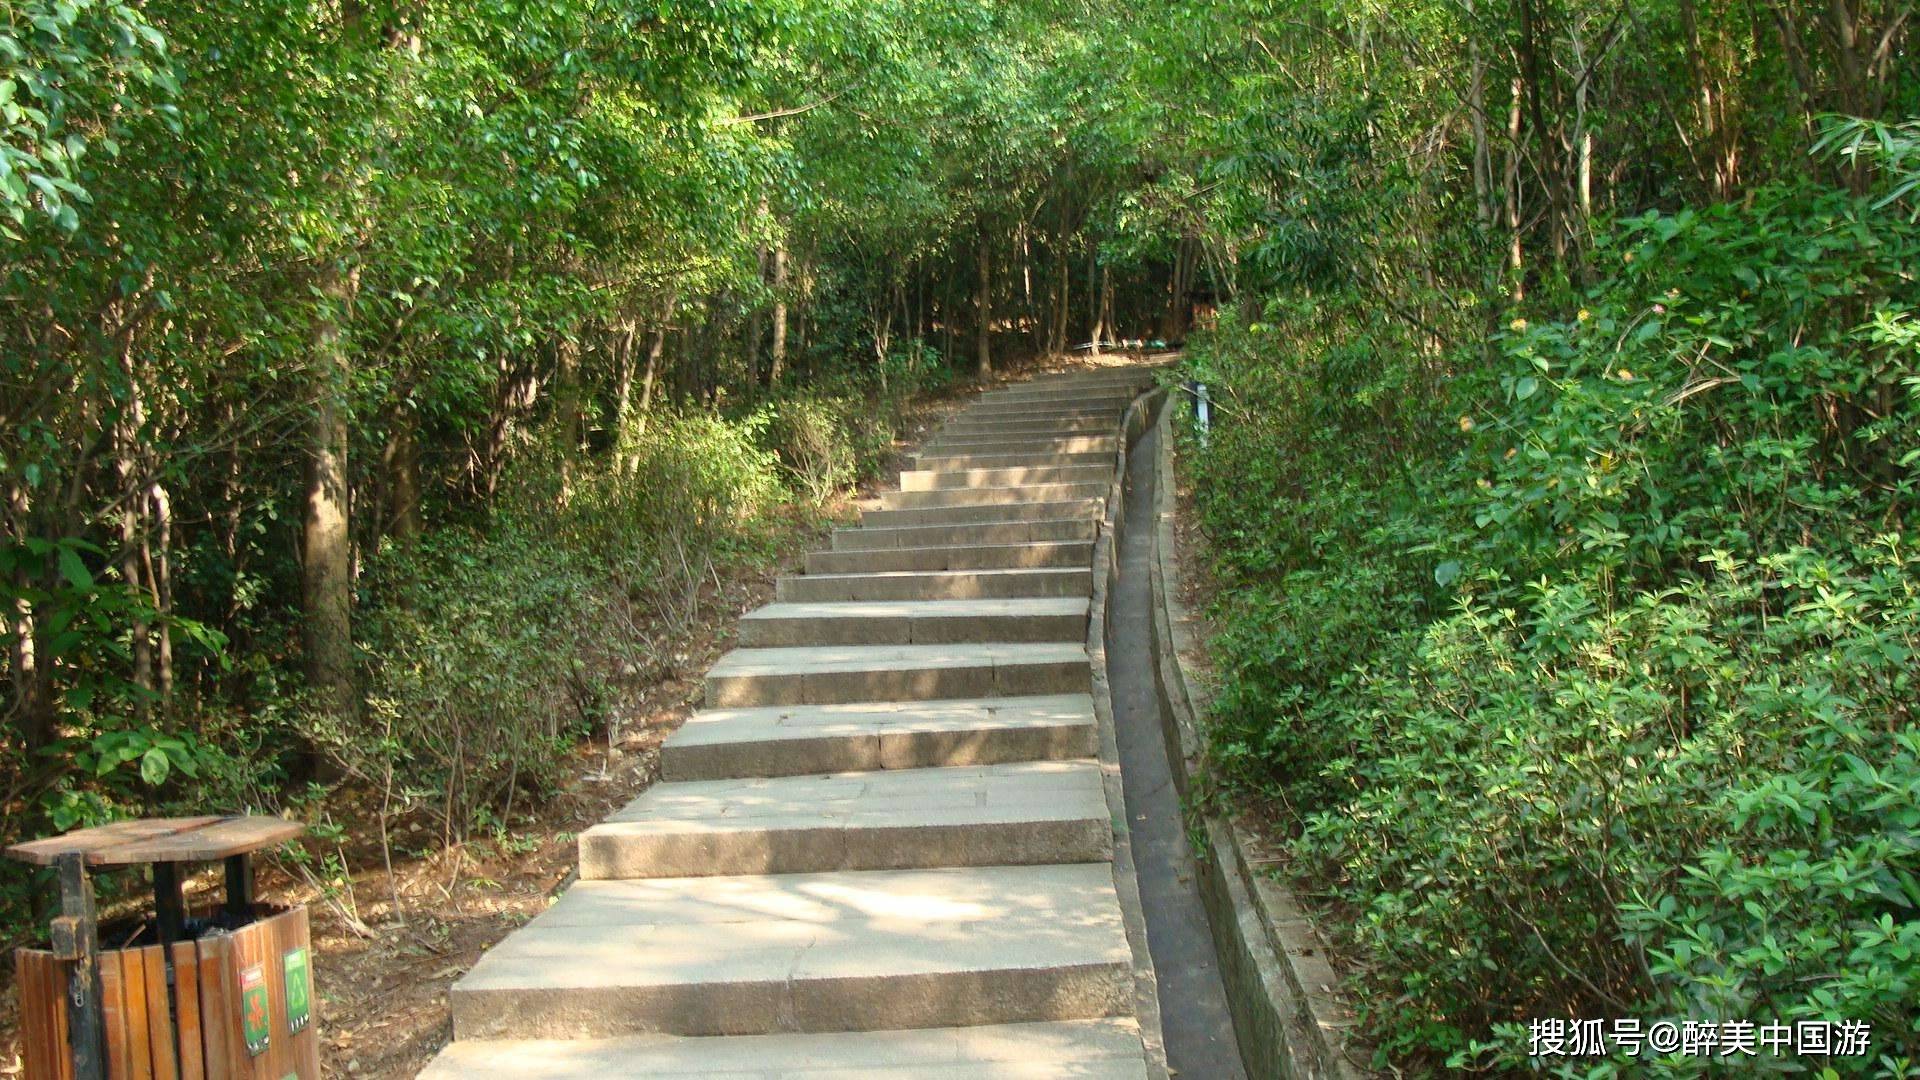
[0,354,1159,1078]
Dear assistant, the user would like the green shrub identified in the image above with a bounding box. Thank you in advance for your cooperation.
[1186,184,1920,1073]
[337,410,803,843]
[343,525,612,842]
[756,395,875,505]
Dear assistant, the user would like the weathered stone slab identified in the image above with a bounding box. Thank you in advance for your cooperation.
[579,760,1112,878]
[739,598,1088,646]
[420,1019,1152,1079]
[661,694,1098,780]
[830,518,1098,551]
[704,642,1090,706]
[805,539,1094,574]
[448,864,1135,1039]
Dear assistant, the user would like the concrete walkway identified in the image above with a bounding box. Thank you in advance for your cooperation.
[422,367,1161,1077]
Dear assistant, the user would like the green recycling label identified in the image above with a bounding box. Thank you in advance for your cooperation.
[283,947,312,1034]
[240,964,270,1056]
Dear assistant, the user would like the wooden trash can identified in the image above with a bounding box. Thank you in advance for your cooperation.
[7,817,318,1080]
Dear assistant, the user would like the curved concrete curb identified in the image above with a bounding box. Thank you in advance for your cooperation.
[1086,385,1175,1080]
[1135,402,1377,1080]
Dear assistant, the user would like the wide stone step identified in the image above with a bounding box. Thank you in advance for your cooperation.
[447,863,1134,1040]
[740,598,1088,646]
[979,387,1142,405]
[924,435,1117,454]
[955,404,1128,422]
[988,374,1149,392]
[661,694,1098,780]
[913,450,1115,472]
[579,760,1111,879]
[778,568,1091,603]
[805,539,1094,574]
[705,642,1089,706]
[941,417,1117,436]
[420,1019,1152,1079]
[860,500,1101,530]
[877,483,1109,510]
[900,465,1111,490]
[831,517,1097,552]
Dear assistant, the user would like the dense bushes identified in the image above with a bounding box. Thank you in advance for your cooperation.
[1185,182,1920,1072]
[0,391,897,940]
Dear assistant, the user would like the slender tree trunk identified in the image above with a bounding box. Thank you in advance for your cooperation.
[381,411,421,544]
[115,336,153,719]
[1099,268,1115,347]
[1504,77,1526,300]
[1052,235,1070,355]
[5,480,53,760]
[483,363,541,500]
[612,318,638,432]
[747,247,767,392]
[769,242,789,386]
[915,267,926,343]
[1086,246,1101,355]
[636,291,674,436]
[976,234,993,376]
[554,335,584,501]
[1468,0,1493,224]
[941,280,955,364]
[1514,0,1567,259]
[148,482,173,703]
[1166,238,1192,342]
[303,262,358,732]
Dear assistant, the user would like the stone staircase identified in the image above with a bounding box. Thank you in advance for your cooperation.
[421,367,1158,1078]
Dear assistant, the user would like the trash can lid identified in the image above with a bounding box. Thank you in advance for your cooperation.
[5,816,305,867]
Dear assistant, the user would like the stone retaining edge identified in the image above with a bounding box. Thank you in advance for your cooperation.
[1087,384,1173,1079]
[1139,400,1376,1080]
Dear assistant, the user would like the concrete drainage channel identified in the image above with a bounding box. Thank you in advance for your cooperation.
[1103,390,1377,1080]
[1091,387,1248,1078]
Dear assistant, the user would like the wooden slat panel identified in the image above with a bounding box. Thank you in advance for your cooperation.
[18,950,52,1079]
[100,949,132,1079]
[53,953,77,1080]
[195,935,235,1080]
[94,821,305,868]
[247,912,290,1080]
[8,817,302,868]
[281,909,319,1078]
[138,944,178,1080]
[119,947,155,1080]
[5,819,224,866]
[171,942,205,1080]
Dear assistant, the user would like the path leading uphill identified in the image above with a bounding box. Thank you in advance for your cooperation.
[420,367,1162,1077]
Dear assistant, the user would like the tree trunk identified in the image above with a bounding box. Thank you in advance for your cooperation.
[148,482,173,703]
[381,411,421,544]
[1166,238,1192,342]
[636,291,675,436]
[5,480,54,762]
[1086,246,1102,355]
[1468,0,1493,224]
[746,246,767,393]
[769,242,789,386]
[114,336,153,719]
[611,318,638,432]
[1052,236,1070,355]
[975,234,993,376]
[303,262,358,733]
[1504,77,1526,300]
[554,335,584,501]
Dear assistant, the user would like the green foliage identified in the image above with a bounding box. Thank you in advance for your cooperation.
[0,0,174,236]
[1189,186,1920,1071]
[340,409,807,841]
[345,525,612,840]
